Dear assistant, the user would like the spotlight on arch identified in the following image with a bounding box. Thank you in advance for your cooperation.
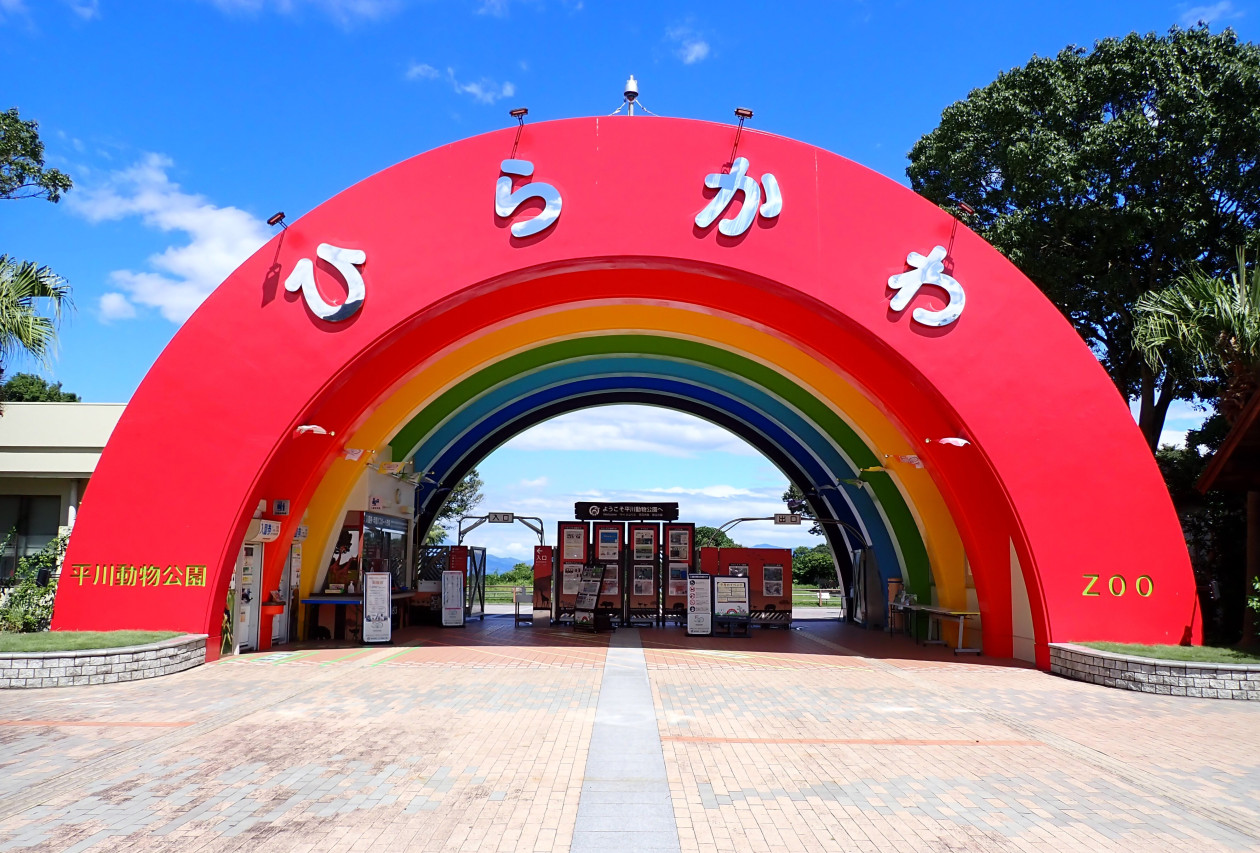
[267,211,287,229]
[295,424,334,437]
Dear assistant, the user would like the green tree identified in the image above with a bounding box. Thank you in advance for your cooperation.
[1133,247,1260,422]
[424,468,485,544]
[695,526,741,549]
[1134,249,1260,641]
[0,258,72,371]
[0,109,71,202]
[0,109,74,399]
[906,26,1260,450]
[782,483,825,536]
[792,544,836,587]
[0,372,79,402]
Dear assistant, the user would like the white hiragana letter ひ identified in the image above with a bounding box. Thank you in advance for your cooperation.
[495,159,562,238]
[886,245,966,327]
[284,243,367,323]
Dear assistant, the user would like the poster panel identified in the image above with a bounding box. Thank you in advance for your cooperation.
[668,528,691,561]
[363,572,392,643]
[633,527,656,561]
[597,527,621,561]
[602,564,620,596]
[763,564,784,598]
[633,564,654,597]
[441,570,465,627]
[562,563,582,594]
[715,576,750,616]
[687,574,713,636]
[562,525,586,561]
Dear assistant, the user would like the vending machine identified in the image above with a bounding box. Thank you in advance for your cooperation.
[661,522,696,625]
[627,522,661,625]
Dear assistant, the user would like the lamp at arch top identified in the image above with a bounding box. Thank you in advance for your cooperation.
[54,115,1197,668]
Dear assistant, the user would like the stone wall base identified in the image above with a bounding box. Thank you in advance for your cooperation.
[0,635,207,689]
[1050,643,1260,700]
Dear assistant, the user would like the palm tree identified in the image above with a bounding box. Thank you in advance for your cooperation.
[1133,247,1260,424]
[1134,247,1260,643]
[0,255,72,370]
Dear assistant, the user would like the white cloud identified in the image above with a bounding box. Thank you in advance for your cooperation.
[66,0,98,18]
[476,0,509,15]
[504,407,758,458]
[667,25,710,64]
[1179,1,1243,26]
[98,292,137,321]
[0,0,27,18]
[519,476,549,488]
[405,62,440,80]
[68,153,270,324]
[406,64,517,105]
[202,0,403,24]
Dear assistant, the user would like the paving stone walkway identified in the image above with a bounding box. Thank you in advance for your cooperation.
[0,612,1258,851]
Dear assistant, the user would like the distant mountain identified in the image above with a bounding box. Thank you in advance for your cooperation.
[484,553,527,575]
[752,543,781,549]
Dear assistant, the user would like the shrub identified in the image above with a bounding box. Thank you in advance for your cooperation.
[0,535,64,633]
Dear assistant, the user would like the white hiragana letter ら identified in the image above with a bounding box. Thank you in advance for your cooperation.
[495,159,562,238]
[886,245,966,327]
[284,243,367,323]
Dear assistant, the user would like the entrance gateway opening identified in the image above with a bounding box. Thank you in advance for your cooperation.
[52,116,1198,669]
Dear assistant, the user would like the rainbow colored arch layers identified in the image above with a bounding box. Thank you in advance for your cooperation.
[53,117,1198,668]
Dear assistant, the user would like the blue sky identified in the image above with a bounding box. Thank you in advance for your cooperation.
[2,0,1250,558]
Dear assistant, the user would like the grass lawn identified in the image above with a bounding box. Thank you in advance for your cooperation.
[1080,641,1260,665]
[0,630,181,653]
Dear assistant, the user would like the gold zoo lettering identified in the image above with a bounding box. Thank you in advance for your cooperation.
[1082,573,1153,598]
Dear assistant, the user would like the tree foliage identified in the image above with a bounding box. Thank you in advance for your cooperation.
[907,26,1260,449]
[0,109,71,203]
[0,256,72,370]
[0,534,63,634]
[695,526,741,549]
[424,468,485,544]
[1154,416,1246,644]
[1133,247,1260,423]
[1,372,79,402]
[792,544,836,586]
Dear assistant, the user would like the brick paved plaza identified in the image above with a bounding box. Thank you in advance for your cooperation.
[2,612,1259,852]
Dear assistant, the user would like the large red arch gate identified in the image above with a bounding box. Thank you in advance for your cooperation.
[52,117,1197,667]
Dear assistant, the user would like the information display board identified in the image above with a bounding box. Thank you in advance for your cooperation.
[715,576,750,617]
[663,523,696,621]
[441,570,465,627]
[627,522,660,624]
[554,521,588,622]
[686,573,713,636]
[362,572,392,643]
